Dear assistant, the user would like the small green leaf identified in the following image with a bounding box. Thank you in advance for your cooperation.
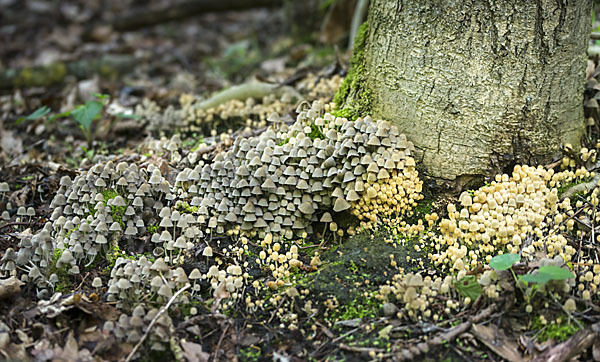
[520,266,574,284]
[92,93,110,100]
[538,265,574,280]
[453,275,482,301]
[71,100,103,130]
[489,253,520,271]
[15,106,51,124]
[520,273,550,284]
[115,112,141,119]
[48,110,73,122]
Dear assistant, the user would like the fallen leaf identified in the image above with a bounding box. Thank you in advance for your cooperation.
[378,325,393,340]
[181,340,210,362]
[0,276,24,299]
[471,323,525,362]
[593,338,600,361]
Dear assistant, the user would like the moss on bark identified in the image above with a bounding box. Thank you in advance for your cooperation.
[333,21,372,120]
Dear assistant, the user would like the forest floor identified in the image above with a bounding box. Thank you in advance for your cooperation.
[2,1,600,361]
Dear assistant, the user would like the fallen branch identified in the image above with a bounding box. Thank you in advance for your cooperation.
[196,81,302,110]
[99,0,283,33]
[124,284,190,362]
[531,322,600,362]
[560,161,600,201]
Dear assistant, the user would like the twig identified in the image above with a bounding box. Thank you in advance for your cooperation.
[124,284,190,362]
[339,343,384,353]
[212,322,230,362]
[560,161,600,201]
[0,221,43,230]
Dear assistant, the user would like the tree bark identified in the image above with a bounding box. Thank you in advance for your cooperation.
[345,0,592,188]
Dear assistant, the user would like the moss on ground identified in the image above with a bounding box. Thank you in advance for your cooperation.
[298,229,428,311]
[532,314,582,342]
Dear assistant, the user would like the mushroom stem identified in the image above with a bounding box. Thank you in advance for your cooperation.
[84,255,96,268]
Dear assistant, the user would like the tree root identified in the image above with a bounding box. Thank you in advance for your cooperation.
[559,162,600,201]
[196,81,303,110]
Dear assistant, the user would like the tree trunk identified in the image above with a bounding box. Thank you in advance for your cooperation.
[340,0,592,188]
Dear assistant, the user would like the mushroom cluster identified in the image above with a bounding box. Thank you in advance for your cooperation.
[297,74,344,100]
[178,91,293,135]
[106,256,192,307]
[137,74,342,136]
[429,165,590,273]
[104,305,174,352]
[0,160,178,296]
[170,100,422,241]
[378,272,457,321]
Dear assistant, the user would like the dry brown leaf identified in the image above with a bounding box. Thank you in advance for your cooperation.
[181,340,210,362]
[471,323,525,362]
[0,276,24,300]
[593,338,600,361]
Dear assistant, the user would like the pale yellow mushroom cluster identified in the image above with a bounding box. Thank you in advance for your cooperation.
[179,92,292,134]
[429,165,591,273]
[138,74,343,136]
[378,272,457,321]
[350,161,422,231]
[297,74,344,100]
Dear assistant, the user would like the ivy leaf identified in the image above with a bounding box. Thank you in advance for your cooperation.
[71,100,103,131]
[453,275,482,301]
[520,266,574,284]
[520,273,550,284]
[15,106,51,125]
[538,265,574,280]
[489,253,520,271]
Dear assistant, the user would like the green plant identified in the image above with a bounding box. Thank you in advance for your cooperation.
[532,315,582,342]
[488,253,575,303]
[453,275,482,301]
[17,93,139,148]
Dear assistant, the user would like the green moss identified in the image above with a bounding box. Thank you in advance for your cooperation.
[15,62,68,88]
[330,291,380,321]
[308,124,325,140]
[48,249,71,292]
[176,201,199,214]
[102,244,133,275]
[64,224,80,239]
[147,223,159,234]
[532,315,582,342]
[277,138,290,146]
[101,189,128,228]
[239,346,262,361]
[181,134,206,151]
[333,21,372,120]
[330,108,353,119]
[406,198,434,225]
